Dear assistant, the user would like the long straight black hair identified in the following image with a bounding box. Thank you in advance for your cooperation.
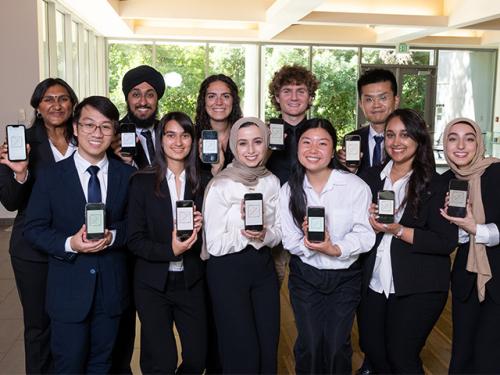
[288,118,338,229]
[385,108,435,217]
[138,111,200,197]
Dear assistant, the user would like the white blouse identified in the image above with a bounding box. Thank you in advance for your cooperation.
[204,174,282,257]
[280,169,375,270]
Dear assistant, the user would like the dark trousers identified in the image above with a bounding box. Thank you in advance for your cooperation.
[450,290,500,374]
[11,256,52,374]
[288,256,361,375]
[207,247,280,374]
[205,281,222,374]
[51,276,121,374]
[135,272,207,374]
[358,288,447,374]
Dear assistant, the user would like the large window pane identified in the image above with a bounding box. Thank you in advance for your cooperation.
[108,41,154,116]
[40,0,49,78]
[262,45,309,120]
[71,21,79,93]
[362,47,434,65]
[55,10,65,78]
[312,46,358,137]
[155,42,206,119]
[436,50,496,157]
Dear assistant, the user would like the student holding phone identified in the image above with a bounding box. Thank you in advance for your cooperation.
[0,78,78,374]
[203,117,281,374]
[195,74,243,176]
[127,112,207,374]
[23,96,134,374]
[279,118,375,374]
[439,118,500,374]
[358,109,457,374]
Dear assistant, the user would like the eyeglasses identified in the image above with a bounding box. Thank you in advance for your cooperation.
[41,95,71,105]
[78,122,115,136]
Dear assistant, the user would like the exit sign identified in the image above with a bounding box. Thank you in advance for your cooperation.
[396,43,409,53]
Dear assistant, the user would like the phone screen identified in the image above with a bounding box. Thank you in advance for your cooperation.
[203,138,218,154]
[345,140,360,161]
[176,206,194,231]
[378,198,394,215]
[121,132,136,148]
[308,216,325,233]
[245,199,263,226]
[7,125,26,161]
[270,123,284,146]
[449,189,467,208]
[86,209,105,234]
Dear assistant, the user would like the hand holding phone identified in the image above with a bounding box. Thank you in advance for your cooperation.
[6,125,27,162]
[244,193,263,231]
[448,179,468,218]
[344,134,361,167]
[201,130,219,164]
[119,123,136,156]
[269,119,285,150]
[307,206,325,242]
[377,190,395,224]
[176,200,194,240]
[85,203,106,240]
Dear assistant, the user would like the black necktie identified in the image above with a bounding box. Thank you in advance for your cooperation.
[87,166,102,203]
[141,130,155,165]
[372,135,384,166]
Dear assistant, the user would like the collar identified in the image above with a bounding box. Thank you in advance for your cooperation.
[74,150,109,175]
[166,168,186,182]
[369,124,384,138]
[303,169,348,193]
[379,160,412,181]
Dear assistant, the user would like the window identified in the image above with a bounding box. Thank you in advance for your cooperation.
[55,10,65,78]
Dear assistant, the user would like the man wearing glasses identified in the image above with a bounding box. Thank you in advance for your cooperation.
[24,96,135,374]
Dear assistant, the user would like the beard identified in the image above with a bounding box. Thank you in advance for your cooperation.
[126,104,158,128]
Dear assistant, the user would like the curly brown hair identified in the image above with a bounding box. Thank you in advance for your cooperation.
[268,65,319,111]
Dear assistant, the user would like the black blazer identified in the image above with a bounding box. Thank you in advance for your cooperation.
[360,166,458,296]
[127,173,205,292]
[442,164,500,304]
[0,124,58,262]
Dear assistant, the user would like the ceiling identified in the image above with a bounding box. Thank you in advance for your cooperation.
[60,0,500,47]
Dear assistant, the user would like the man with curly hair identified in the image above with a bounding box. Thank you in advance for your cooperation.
[266,65,319,286]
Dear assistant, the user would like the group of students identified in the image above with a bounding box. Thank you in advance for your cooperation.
[0,64,498,375]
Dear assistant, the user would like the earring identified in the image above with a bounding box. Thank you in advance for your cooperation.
[36,111,42,119]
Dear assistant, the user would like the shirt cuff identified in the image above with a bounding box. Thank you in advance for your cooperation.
[13,170,29,184]
[475,223,500,247]
[65,237,77,253]
[108,230,117,247]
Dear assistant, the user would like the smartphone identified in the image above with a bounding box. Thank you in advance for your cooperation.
[6,125,27,162]
[201,130,219,164]
[176,200,194,240]
[120,123,136,156]
[448,179,468,218]
[377,190,395,224]
[244,193,263,231]
[344,134,361,167]
[269,119,285,150]
[85,203,106,240]
[307,206,325,242]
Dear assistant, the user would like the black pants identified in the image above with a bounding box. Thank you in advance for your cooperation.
[11,256,52,374]
[288,256,361,375]
[358,288,447,374]
[207,247,280,374]
[450,290,500,374]
[135,272,207,374]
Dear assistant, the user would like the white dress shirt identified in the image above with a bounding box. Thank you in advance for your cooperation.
[49,139,77,162]
[368,125,385,166]
[64,151,115,252]
[166,168,185,271]
[204,174,282,257]
[280,169,375,270]
[369,160,412,297]
[458,224,499,246]
[136,125,155,165]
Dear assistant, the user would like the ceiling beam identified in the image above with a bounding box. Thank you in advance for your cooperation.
[259,0,325,40]
[272,24,377,44]
[132,25,260,41]
[376,27,449,44]
[447,0,500,28]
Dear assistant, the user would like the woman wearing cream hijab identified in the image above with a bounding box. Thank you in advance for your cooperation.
[440,118,500,374]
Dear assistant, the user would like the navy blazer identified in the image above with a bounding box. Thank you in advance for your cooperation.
[442,164,500,304]
[127,172,205,292]
[0,124,57,262]
[23,156,135,322]
[360,166,458,296]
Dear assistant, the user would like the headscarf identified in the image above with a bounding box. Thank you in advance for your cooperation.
[201,117,271,259]
[443,118,500,302]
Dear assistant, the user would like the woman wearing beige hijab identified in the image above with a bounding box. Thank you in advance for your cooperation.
[203,117,281,374]
[440,118,500,374]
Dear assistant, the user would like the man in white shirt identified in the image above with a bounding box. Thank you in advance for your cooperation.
[24,96,135,374]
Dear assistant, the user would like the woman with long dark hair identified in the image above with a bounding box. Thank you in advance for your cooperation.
[0,78,78,374]
[440,118,500,374]
[280,118,375,374]
[203,117,281,374]
[127,112,207,374]
[357,109,457,373]
[195,74,242,175]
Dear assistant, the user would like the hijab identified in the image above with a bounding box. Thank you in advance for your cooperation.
[443,118,500,302]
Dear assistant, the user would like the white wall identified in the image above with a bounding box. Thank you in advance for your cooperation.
[0,0,41,219]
